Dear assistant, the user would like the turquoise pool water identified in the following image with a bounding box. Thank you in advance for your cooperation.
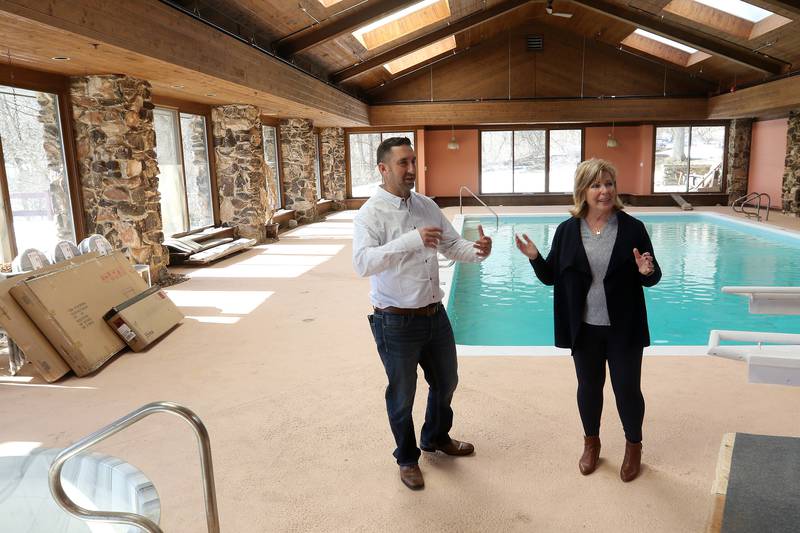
[449,214,800,346]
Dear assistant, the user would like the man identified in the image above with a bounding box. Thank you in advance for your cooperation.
[353,137,492,490]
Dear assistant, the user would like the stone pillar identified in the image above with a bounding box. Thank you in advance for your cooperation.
[211,104,267,241]
[782,111,800,216]
[279,118,317,223]
[726,118,752,205]
[70,75,167,281]
[36,93,74,242]
[320,127,346,209]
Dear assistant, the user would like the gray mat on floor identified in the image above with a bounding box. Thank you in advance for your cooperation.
[722,433,800,533]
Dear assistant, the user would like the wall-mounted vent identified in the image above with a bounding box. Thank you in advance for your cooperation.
[527,35,543,51]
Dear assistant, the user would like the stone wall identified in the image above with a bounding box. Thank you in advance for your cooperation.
[279,118,317,223]
[36,93,75,242]
[211,104,267,241]
[726,118,752,205]
[783,111,800,216]
[320,127,346,209]
[70,75,167,280]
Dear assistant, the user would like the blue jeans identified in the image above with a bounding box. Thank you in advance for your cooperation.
[368,307,459,466]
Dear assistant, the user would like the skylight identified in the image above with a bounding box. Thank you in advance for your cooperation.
[633,29,697,53]
[352,0,451,50]
[694,0,772,22]
[383,36,457,74]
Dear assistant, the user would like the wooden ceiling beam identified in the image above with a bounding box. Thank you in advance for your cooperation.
[708,75,800,119]
[570,0,787,75]
[275,0,419,58]
[369,97,709,126]
[330,0,533,84]
[0,0,369,126]
[759,1,800,16]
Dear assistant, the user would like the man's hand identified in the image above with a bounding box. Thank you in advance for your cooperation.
[419,226,443,249]
[474,224,492,258]
[633,248,654,276]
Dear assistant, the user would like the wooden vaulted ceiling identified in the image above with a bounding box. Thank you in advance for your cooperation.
[175,0,800,100]
[1,0,799,126]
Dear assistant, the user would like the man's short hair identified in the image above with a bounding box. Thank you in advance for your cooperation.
[376,136,412,165]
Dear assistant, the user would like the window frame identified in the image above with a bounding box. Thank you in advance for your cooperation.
[345,129,418,199]
[151,97,219,237]
[650,121,729,195]
[261,120,284,210]
[313,131,323,201]
[478,126,585,195]
[0,67,85,258]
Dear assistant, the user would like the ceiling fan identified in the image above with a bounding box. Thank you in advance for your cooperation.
[546,0,574,18]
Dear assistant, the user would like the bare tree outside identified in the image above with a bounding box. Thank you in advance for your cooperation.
[0,85,75,260]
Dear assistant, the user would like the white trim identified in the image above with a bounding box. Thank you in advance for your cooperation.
[456,345,710,357]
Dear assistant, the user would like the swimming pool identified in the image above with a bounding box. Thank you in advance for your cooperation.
[446,213,800,352]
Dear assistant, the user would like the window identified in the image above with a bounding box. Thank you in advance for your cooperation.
[153,107,214,237]
[653,125,726,193]
[481,129,583,194]
[663,1,790,41]
[621,29,711,67]
[348,131,414,198]
[313,133,322,201]
[352,0,450,50]
[262,125,282,210]
[0,85,76,262]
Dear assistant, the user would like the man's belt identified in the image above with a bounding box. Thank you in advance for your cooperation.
[374,302,442,317]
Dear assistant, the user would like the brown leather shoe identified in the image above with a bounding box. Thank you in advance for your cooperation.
[421,438,475,456]
[399,464,424,490]
[620,440,642,482]
[579,436,601,475]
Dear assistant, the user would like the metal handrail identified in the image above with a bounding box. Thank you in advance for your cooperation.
[458,186,499,230]
[732,192,771,221]
[49,401,220,533]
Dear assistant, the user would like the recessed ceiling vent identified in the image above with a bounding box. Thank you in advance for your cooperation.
[527,35,543,51]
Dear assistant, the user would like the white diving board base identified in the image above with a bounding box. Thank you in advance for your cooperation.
[707,329,800,386]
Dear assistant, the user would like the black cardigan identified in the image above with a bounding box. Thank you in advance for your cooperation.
[530,210,661,350]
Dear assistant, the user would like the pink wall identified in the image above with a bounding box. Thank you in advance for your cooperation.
[584,125,654,195]
[748,118,787,209]
[420,125,657,197]
[423,129,479,197]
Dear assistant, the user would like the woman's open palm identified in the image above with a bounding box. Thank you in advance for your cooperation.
[515,233,540,260]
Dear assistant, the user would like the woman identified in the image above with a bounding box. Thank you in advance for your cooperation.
[515,158,660,482]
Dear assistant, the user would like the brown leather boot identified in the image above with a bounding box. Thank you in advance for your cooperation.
[579,436,601,475]
[399,465,424,490]
[620,440,642,482]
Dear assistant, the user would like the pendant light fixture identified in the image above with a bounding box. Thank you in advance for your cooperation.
[447,125,460,150]
[606,121,619,148]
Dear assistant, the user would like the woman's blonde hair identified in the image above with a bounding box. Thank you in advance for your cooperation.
[569,158,625,218]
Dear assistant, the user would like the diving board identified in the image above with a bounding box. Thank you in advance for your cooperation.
[722,286,800,315]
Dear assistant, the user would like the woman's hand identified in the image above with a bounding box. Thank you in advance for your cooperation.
[633,248,654,276]
[515,233,540,260]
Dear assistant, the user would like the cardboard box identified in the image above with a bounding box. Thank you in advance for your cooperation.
[104,285,183,351]
[0,253,99,382]
[10,252,148,376]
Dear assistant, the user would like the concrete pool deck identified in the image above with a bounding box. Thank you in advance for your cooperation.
[1,206,799,532]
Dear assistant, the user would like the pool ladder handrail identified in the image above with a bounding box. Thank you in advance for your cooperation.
[732,192,770,221]
[48,401,220,533]
[459,186,499,230]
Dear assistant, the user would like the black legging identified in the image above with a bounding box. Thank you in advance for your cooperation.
[571,323,645,443]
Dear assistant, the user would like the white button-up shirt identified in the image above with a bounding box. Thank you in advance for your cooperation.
[353,187,485,309]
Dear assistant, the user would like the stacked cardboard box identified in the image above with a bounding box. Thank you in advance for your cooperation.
[1,252,183,380]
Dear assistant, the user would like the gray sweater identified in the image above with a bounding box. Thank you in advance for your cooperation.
[580,214,618,325]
